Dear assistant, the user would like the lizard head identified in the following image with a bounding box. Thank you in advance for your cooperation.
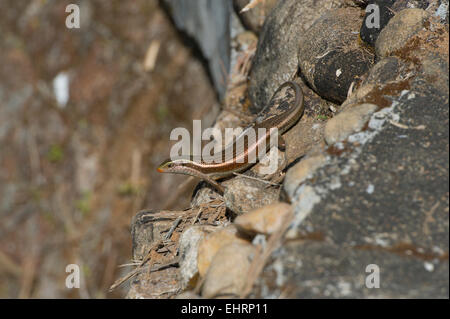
[157,158,193,173]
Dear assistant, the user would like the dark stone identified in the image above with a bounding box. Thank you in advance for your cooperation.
[298,7,375,104]
[360,0,396,46]
[313,49,374,104]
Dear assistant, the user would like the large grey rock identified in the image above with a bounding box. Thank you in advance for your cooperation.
[298,80,449,246]
[256,241,448,298]
[256,76,449,298]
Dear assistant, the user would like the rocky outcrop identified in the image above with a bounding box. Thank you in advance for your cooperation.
[127,1,449,299]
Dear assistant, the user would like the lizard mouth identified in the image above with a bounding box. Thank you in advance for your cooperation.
[157,167,164,173]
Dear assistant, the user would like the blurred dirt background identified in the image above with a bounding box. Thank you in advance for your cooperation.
[0,0,218,298]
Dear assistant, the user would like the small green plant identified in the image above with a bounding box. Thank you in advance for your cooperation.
[47,145,64,163]
[117,182,139,196]
[317,114,329,120]
[82,264,91,278]
[77,118,88,130]
[42,211,55,224]
[75,192,92,216]
[157,104,169,121]
[30,187,43,202]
